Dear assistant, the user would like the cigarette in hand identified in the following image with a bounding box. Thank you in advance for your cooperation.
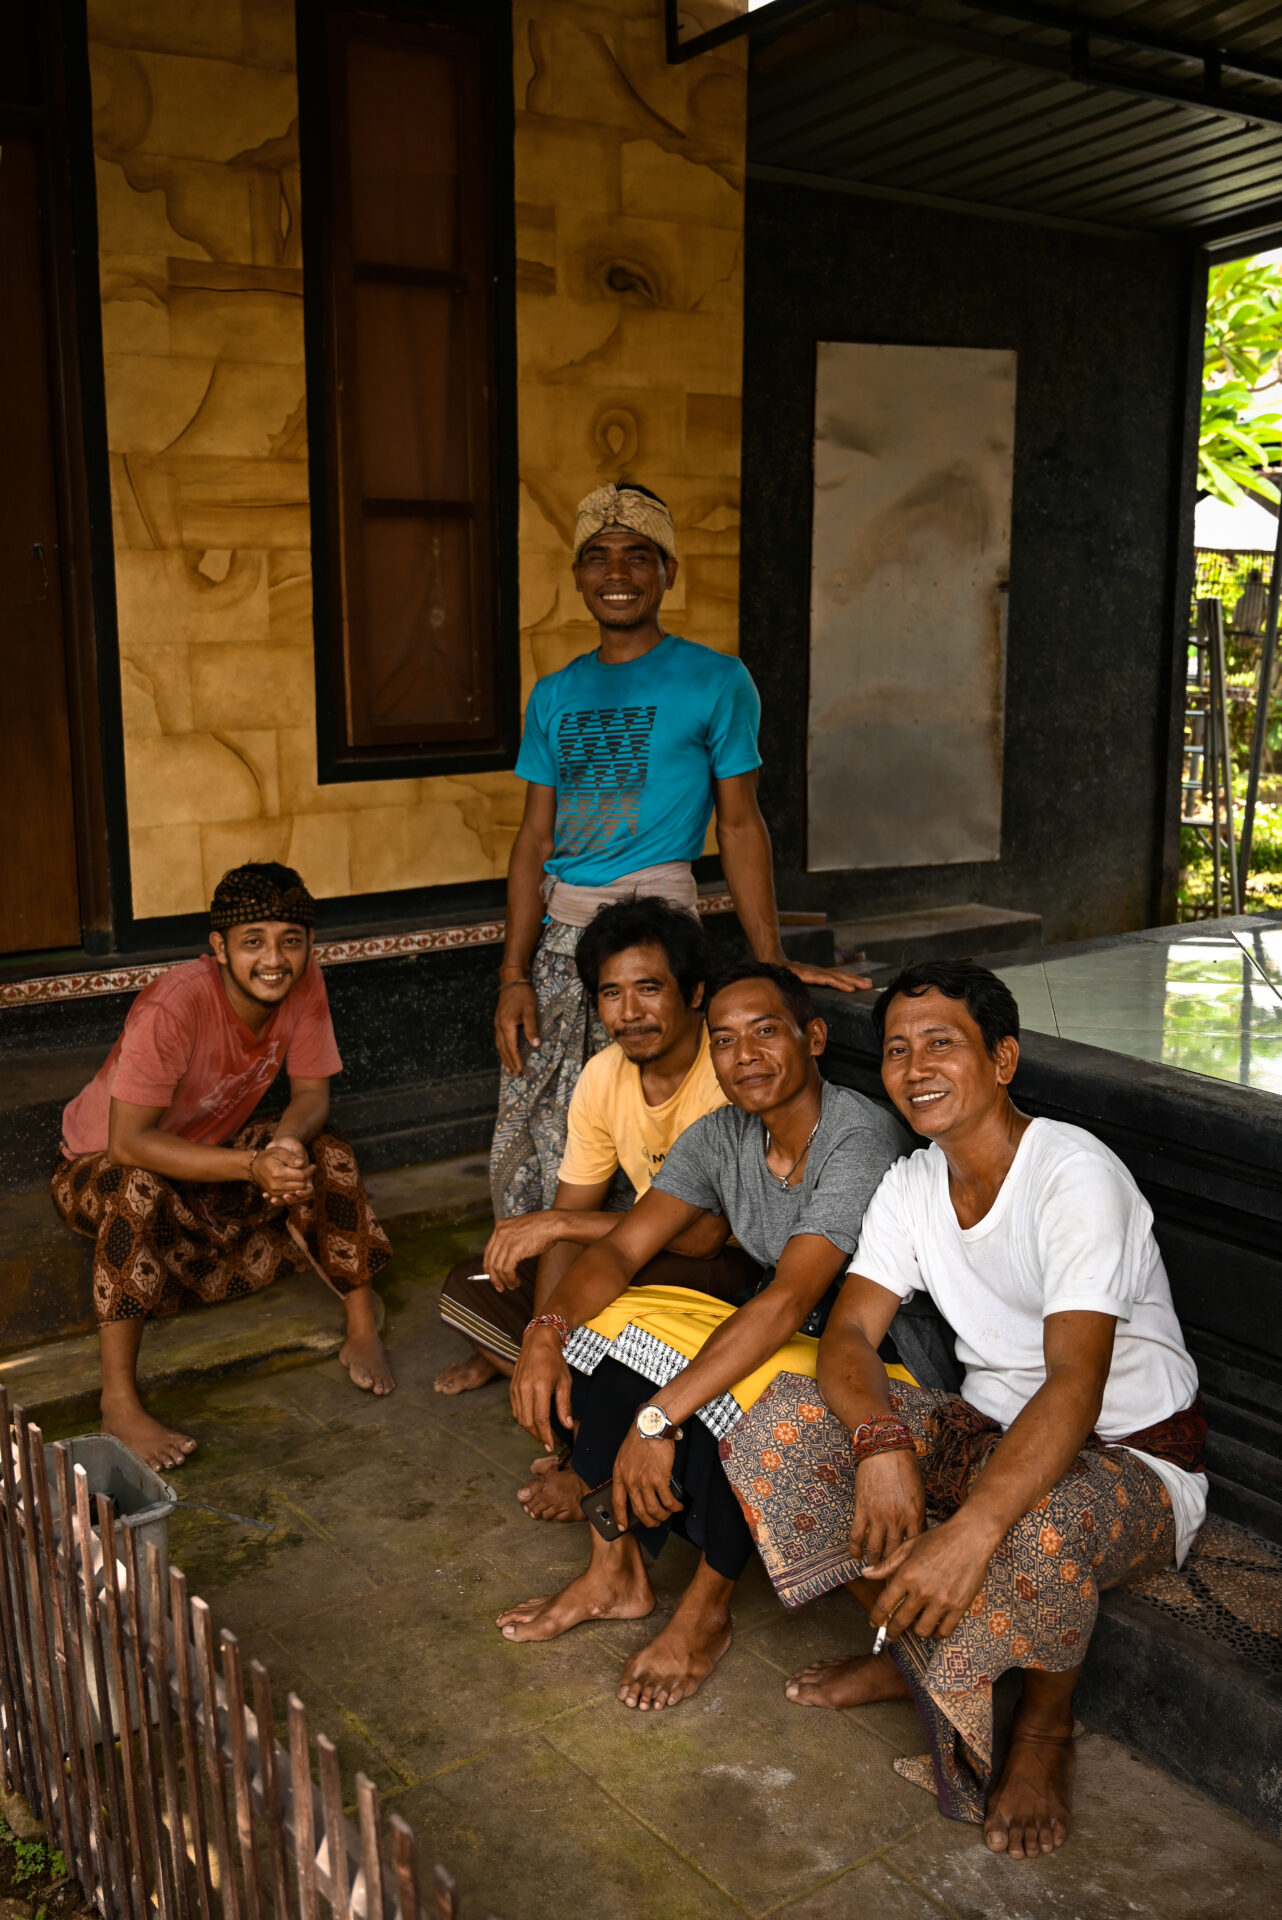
[872,1623,888,1657]
[468,1272,491,1282]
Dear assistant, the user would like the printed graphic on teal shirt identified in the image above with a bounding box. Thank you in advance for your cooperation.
[514,636,762,887]
[555,705,657,853]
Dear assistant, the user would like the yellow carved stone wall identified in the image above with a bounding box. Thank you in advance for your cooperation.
[88,0,746,920]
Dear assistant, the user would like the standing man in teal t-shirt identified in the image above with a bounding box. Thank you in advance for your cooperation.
[489,481,864,1226]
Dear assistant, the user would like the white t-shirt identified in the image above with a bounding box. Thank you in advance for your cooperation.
[851,1117,1206,1565]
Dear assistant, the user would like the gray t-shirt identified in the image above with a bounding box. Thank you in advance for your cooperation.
[653,1081,910,1334]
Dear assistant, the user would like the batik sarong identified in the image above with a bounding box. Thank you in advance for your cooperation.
[51,1124,391,1325]
[488,920,608,1218]
[721,1376,1177,1824]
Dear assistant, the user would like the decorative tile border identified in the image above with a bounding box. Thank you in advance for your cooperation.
[0,895,737,1009]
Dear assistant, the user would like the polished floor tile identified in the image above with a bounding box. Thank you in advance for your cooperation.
[998,923,1282,1093]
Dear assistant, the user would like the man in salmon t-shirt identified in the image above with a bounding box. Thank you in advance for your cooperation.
[51,863,394,1472]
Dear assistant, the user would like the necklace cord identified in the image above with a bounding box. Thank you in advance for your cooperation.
[764,1113,821,1189]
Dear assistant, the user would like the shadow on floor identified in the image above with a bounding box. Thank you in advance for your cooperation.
[41,1220,1282,1920]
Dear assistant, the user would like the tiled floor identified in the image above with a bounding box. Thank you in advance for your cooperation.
[46,1225,1282,1920]
[996,922,1282,1093]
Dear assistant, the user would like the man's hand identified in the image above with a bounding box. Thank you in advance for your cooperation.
[850,1448,927,1569]
[495,983,541,1075]
[866,1513,997,1643]
[251,1145,314,1201]
[788,960,871,994]
[612,1426,683,1532]
[483,1211,562,1289]
[270,1133,308,1168]
[510,1327,573,1451]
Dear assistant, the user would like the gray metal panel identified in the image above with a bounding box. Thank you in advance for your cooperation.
[806,343,1015,873]
[749,0,1282,231]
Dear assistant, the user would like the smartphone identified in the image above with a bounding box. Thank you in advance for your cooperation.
[581,1476,686,1541]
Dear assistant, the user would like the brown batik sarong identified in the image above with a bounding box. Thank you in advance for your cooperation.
[721,1377,1179,1824]
[488,920,609,1219]
[50,1123,391,1325]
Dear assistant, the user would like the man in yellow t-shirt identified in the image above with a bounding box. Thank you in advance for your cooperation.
[436,899,762,1506]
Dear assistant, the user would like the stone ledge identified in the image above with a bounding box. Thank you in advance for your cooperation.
[0,1270,384,1427]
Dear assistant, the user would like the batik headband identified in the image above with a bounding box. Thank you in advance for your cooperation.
[573,483,677,562]
[209,865,316,933]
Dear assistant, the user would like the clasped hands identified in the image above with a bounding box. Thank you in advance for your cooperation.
[250,1133,314,1202]
[854,1449,996,1645]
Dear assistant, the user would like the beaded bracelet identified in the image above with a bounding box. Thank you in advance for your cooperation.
[850,1415,915,1464]
[525,1312,571,1349]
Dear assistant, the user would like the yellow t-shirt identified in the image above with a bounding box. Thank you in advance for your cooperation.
[558,1028,728,1197]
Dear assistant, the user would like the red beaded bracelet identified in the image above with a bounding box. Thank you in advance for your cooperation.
[525,1312,571,1349]
[850,1415,915,1463]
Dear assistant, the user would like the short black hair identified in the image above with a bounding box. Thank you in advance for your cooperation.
[705,960,816,1028]
[574,896,709,1005]
[872,960,1019,1058]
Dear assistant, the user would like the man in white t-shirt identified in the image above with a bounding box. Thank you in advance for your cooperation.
[721,960,1206,1862]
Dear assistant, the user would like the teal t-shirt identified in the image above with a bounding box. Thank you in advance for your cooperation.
[514,635,762,886]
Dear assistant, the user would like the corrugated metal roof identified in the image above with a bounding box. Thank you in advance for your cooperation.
[749,1,1282,232]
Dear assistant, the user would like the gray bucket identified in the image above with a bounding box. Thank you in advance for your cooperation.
[22,1435,177,1742]
[44,1433,179,1599]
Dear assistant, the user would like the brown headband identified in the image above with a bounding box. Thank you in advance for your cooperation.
[573,483,676,562]
[209,867,315,933]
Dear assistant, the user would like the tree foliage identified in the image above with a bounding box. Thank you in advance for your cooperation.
[1200,256,1282,507]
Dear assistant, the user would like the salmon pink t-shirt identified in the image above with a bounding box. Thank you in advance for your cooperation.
[61,955,342,1157]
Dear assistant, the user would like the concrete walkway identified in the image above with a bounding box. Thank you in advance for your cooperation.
[47,1221,1282,1920]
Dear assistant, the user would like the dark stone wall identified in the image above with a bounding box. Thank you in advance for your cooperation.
[740,181,1198,945]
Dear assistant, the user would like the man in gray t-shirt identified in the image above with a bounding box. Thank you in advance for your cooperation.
[497,961,940,1719]
[654,1080,907,1338]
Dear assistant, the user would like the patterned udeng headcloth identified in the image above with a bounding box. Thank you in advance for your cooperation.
[209,863,316,933]
[573,483,676,562]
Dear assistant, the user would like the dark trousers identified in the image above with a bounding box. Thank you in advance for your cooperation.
[570,1358,755,1583]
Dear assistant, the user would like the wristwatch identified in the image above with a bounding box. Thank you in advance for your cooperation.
[635,1403,678,1441]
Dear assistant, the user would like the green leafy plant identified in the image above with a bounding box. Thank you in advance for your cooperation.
[0,1811,66,1887]
[1200,257,1282,506]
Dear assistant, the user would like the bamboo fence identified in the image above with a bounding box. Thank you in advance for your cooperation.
[0,1389,497,1920]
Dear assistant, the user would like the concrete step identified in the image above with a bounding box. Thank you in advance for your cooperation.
[831,902,1043,969]
[0,1267,388,1426]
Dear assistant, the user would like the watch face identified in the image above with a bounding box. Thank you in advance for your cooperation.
[637,1405,666,1438]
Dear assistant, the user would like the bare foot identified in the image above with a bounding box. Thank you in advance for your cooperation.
[101,1395,197,1474]
[496,1549,654,1643]
[984,1729,1075,1859]
[785,1653,912,1709]
[340,1329,396,1395]
[433,1351,501,1395]
[518,1458,587,1521]
[618,1594,732,1712]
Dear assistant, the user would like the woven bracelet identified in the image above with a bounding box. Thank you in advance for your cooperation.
[525,1312,571,1349]
[850,1416,915,1464]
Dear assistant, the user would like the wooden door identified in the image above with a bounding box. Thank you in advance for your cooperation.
[0,135,81,952]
